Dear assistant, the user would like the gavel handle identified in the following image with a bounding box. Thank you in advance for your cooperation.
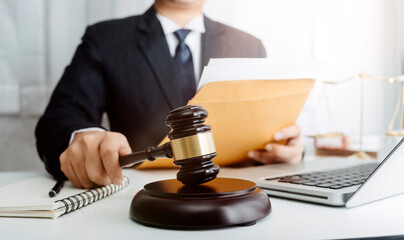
[119,142,173,167]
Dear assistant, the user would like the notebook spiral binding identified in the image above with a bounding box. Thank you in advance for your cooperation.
[56,177,129,216]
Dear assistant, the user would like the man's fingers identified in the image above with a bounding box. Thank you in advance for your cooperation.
[60,131,130,188]
[72,134,104,188]
[120,144,132,156]
[60,153,82,188]
[64,142,95,189]
[60,132,102,188]
[249,143,302,164]
[71,157,95,189]
[273,125,301,141]
[287,136,300,146]
[248,150,278,164]
[85,148,111,186]
[270,144,301,162]
[100,133,126,185]
[81,132,111,186]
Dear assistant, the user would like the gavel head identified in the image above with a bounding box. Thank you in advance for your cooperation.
[165,105,220,185]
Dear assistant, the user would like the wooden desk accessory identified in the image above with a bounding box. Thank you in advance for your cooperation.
[119,105,271,229]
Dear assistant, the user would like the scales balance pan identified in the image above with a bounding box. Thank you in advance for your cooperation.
[119,105,271,229]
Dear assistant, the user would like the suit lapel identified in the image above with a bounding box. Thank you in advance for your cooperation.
[137,7,183,109]
[201,16,228,70]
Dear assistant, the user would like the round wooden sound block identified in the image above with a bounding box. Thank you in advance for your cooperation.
[129,177,271,229]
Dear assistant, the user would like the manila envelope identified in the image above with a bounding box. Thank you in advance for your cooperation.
[137,79,314,169]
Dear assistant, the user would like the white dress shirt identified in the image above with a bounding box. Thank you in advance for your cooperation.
[156,13,205,81]
[69,13,206,145]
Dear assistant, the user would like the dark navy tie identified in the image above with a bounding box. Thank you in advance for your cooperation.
[174,29,196,103]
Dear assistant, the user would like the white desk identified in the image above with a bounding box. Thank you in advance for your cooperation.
[1,160,404,240]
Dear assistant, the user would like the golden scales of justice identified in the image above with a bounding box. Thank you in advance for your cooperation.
[311,70,404,159]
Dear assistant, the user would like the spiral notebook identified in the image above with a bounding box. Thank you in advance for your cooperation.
[0,176,129,219]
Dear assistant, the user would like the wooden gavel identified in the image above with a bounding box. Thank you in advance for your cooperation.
[119,105,220,186]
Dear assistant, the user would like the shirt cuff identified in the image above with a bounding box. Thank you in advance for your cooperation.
[69,127,106,145]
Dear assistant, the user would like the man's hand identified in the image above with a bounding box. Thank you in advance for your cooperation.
[60,131,132,189]
[248,125,304,164]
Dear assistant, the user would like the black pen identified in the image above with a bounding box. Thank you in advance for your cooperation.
[49,179,65,198]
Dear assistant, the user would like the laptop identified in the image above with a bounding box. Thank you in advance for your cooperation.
[228,138,404,207]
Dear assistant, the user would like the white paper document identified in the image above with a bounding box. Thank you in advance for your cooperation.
[198,58,324,90]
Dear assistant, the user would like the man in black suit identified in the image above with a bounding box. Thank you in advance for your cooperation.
[36,0,304,189]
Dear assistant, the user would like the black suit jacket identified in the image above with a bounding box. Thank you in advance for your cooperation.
[35,7,266,179]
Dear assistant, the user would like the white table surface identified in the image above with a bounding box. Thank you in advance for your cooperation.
[1,159,404,240]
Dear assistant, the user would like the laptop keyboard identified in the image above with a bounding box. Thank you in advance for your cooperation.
[265,163,379,190]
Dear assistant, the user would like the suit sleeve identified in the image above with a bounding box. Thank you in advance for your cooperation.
[35,26,107,179]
